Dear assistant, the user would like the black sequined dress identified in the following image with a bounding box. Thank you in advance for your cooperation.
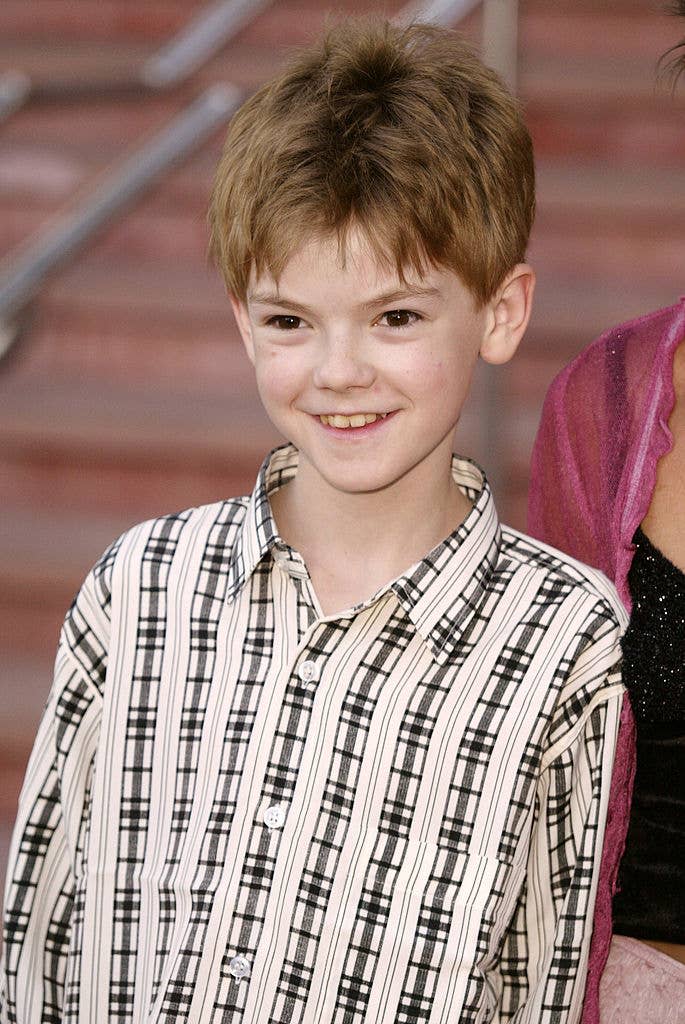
[612,526,685,942]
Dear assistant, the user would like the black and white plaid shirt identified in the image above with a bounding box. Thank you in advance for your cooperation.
[1,445,625,1024]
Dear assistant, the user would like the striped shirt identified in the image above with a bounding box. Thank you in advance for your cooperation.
[1,445,625,1024]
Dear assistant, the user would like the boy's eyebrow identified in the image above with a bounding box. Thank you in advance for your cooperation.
[249,291,314,312]
[248,285,442,311]
[361,286,442,308]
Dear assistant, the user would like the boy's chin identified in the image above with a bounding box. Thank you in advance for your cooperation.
[307,461,426,501]
[293,455,396,498]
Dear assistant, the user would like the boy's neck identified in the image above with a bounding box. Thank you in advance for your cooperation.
[269,452,473,616]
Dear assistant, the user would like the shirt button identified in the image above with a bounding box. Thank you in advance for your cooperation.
[297,660,320,684]
[229,954,251,980]
[263,804,286,830]
[273,549,307,579]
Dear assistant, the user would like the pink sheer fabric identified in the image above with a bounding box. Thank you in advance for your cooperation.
[598,936,685,1024]
[528,296,685,1024]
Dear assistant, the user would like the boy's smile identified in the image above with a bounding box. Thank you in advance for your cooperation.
[317,411,390,429]
[231,230,529,512]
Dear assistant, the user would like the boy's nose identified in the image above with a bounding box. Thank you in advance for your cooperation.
[312,333,376,392]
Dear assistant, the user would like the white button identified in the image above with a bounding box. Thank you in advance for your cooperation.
[297,660,320,684]
[273,549,307,578]
[263,804,286,830]
[229,955,251,980]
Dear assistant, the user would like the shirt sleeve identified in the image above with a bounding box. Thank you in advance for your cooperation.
[1,562,109,1024]
[496,643,623,1023]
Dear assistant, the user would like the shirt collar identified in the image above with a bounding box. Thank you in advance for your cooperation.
[227,444,502,665]
[390,460,501,665]
[226,444,300,599]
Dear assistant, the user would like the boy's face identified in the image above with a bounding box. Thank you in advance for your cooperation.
[231,231,521,502]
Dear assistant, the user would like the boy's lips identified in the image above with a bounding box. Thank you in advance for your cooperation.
[313,410,397,431]
[318,412,388,428]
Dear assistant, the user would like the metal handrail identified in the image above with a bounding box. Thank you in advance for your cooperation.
[397,0,482,27]
[0,71,31,121]
[0,84,241,358]
[0,0,272,118]
[142,0,272,89]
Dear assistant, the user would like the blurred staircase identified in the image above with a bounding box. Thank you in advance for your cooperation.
[1,0,684,885]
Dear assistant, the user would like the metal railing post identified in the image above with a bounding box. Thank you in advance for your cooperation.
[479,1,520,498]
[481,0,519,91]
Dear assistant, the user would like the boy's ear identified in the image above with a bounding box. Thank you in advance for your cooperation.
[479,263,535,366]
[229,293,255,364]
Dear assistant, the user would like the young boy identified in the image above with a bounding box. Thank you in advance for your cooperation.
[1,20,625,1024]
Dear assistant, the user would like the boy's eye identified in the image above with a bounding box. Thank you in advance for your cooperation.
[379,309,420,328]
[266,315,303,330]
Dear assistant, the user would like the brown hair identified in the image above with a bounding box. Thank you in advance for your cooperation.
[209,19,535,306]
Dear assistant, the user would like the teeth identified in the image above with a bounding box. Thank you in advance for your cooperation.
[319,413,387,429]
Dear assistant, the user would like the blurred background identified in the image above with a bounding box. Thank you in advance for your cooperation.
[0,0,683,902]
